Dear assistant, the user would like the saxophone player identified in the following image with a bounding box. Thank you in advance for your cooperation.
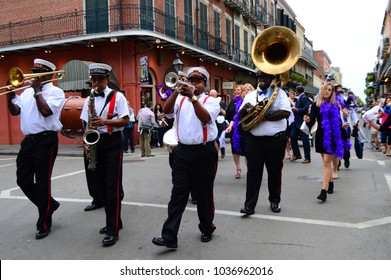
[238,70,291,215]
[80,63,130,247]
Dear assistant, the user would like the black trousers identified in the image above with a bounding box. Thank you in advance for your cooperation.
[122,126,135,152]
[162,141,218,243]
[83,151,103,205]
[96,132,124,236]
[16,131,59,231]
[244,132,286,210]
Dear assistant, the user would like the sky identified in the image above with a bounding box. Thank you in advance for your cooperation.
[287,0,389,101]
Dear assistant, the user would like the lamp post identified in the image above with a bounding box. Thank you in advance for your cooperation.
[172,54,184,73]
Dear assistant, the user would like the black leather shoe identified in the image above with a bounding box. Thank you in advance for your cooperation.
[35,229,50,240]
[152,237,178,248]
[201,233,212,243]
[99,225,123,234]
[317,189,327,202]
[270,202,281,213]
[344,159,350,168]
[240,207,255,215]
[84,203,104,212]
[327,182,334,194]
[102,234,118,246]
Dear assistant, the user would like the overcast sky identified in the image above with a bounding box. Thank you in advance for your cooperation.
[287,0,388,100]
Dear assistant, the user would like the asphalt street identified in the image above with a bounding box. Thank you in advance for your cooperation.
[0,139,390,260]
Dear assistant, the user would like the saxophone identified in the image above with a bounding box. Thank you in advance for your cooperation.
[83,89,100,171]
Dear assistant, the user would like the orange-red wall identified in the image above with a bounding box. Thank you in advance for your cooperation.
[0,38,235,144]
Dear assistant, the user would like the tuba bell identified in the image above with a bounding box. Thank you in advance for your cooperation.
[251,26,301,76]
[239,26,301,131]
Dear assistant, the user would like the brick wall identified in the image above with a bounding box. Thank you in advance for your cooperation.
[0,0,83,23]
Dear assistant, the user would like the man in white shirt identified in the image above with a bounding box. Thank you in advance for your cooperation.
[80,63,129,247]
[238,70,291,215]
[152,67,220,248]
[7,58,65,240]
[137,101,156,157]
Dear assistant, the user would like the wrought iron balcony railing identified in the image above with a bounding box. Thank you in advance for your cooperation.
[0,4,254,68]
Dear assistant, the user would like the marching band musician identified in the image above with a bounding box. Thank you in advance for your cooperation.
[7,58,65,240]
[80,63,129,247]
[152,67,220,249]
[83,79,104,212]
[238,69,291,215]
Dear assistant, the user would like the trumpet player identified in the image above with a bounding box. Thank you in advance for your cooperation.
[80,63,129,247]
[7,58,65,240]
[238,70,291,215]
[152,67,220,248]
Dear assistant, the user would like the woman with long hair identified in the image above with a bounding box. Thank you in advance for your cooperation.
[304,82,348,201]
[226,84,245,179]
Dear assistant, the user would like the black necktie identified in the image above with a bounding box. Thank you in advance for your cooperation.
[94,91,104,97]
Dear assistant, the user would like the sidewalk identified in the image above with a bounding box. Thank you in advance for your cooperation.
[0,144,167,157]
[0,144,84,157]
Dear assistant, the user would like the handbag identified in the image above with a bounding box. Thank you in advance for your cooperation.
[300,121,310,135]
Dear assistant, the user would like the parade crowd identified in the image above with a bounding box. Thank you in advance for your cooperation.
[7,58,381,250]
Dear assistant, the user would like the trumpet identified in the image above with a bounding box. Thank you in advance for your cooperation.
[164,72,195,92]
[0,67,65,96]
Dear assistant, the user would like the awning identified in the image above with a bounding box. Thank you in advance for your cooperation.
[58,60,120,92]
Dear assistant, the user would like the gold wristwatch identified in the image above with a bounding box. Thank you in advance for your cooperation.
[190,95,198,103]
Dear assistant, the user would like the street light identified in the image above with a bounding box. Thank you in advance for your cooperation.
[172,54,184,73]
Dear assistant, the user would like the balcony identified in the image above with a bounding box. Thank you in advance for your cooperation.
[0,4,254,69]
[224,0,260,25]
[300,49,318,69]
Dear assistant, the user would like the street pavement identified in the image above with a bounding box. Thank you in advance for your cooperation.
[0,140,390,260]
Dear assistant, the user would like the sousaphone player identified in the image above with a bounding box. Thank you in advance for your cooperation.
[238,26,300,215]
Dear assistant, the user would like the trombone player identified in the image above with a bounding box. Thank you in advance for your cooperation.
[7,58,65,239]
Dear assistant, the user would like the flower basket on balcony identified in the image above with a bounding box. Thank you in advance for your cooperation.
[365,74,375,84]
[365,87,374,96]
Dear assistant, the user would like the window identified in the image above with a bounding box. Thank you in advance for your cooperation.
[164,0,176,38]
[234,24,240,61]
[86,0,108,34]
[199,2,208,50]
[140,0,154,31]
[214,10,221,53]
[270,1,275,26]
[184,0,193,44]
[243,29,248,64]
[226,18,232,58]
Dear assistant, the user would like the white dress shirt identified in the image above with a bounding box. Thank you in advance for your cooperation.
[80,87,129,134]
[240,87,291,136]
[166,93,220,145]
[13,82,65,135]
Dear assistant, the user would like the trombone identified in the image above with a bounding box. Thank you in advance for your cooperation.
[0,67,65,96]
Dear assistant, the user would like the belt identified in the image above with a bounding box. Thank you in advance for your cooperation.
[178,141,215,147]
[99,131,122,138]
[25,131,56,140]
[252,131,285,139]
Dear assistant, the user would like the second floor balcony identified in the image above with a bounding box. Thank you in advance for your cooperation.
[0,4,254,69]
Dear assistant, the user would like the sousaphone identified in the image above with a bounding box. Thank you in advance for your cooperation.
[240,26,301,131]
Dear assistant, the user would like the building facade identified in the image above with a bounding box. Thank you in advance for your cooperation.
[0,0,316,144]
